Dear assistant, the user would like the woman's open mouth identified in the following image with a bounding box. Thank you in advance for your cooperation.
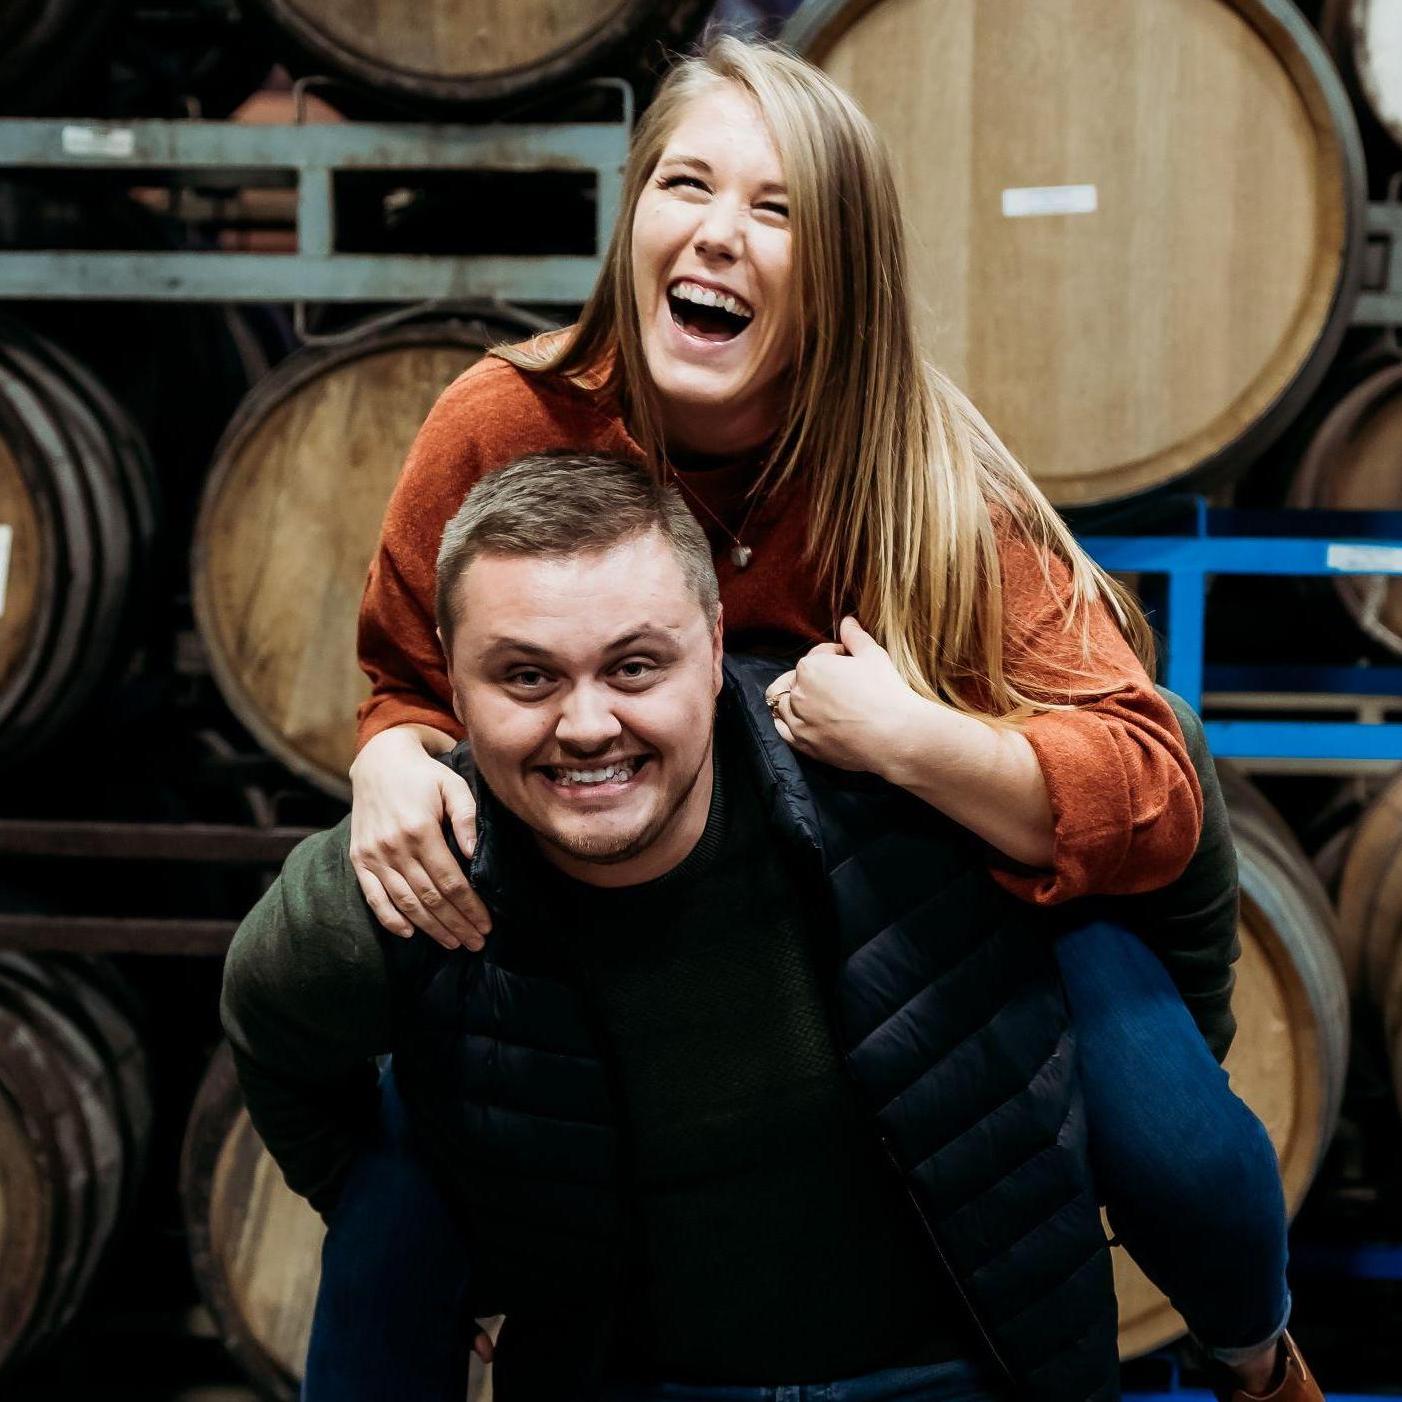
[666,279,754,344]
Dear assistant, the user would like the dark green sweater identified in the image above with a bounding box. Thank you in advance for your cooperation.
[537,741,961,1383]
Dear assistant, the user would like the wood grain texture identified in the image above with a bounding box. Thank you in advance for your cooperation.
[1348,0,1402,147]
[194,329,490,797]
[0,1084,47,1367]
[800,0,1351,503]
[210,1111,325,1383]
[1290,362,1402,654]
[1336,766,1402,996]
[271,0,628,79]
[1112,773,1347,1358]
[0,433,44,694]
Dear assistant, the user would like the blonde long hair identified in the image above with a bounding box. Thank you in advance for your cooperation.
[496,35,1154,717]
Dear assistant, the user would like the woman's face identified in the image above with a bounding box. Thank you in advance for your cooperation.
[630,81,796,455]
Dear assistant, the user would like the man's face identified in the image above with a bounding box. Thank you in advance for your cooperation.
[446,530,723,887]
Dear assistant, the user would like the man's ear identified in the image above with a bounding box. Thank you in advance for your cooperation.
[710,604,724,695]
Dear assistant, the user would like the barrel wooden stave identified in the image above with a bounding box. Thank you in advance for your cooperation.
[1112,768,1348,1358]
[193,316,542,798]
[1290,360,1402,653]
[182,1043,324,1402]
[786,0,1364,506]
[251,0,710,110]
[0,322,159,765]
[0,956,150,1372]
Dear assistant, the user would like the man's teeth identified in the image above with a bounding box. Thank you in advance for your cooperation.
[670,280,753,321]
[552,760,638,786]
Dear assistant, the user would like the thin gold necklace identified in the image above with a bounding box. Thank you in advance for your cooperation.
[670,471,762,569]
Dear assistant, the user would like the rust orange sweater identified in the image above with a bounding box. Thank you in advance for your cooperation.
[356,354,1202,906]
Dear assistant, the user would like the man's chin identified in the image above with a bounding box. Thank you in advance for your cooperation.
[536,820,655,868]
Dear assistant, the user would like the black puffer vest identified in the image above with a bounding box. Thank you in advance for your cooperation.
[389,658,1121,1401]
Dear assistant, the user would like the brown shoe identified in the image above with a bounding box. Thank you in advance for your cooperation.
[1214,1334,1323,1402]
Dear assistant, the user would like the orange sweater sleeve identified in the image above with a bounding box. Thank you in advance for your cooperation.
[988,534,1203,905]
[355,364,503,749]
[355,355,637,750]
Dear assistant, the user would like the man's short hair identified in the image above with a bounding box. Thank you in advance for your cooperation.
[436,451,721,651]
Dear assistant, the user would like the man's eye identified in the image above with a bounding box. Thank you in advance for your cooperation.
[508,670,549,688]
[614,660,654,682]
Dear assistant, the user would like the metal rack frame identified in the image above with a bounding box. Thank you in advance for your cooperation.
[0,112,630,304]
[1082,503,1402,768]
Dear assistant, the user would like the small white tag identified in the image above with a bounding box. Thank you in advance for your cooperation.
[1327,542,1402,574]
[0,525,11,620]
[61,124,136,159]
[1002,184,1098,218]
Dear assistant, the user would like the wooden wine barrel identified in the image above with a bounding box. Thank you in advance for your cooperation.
[0,320,160,766]
[1288,359,1402,656]
[182,1044,325,1402]
[247,0,712,112]
[784,0,1366,508]
[1113,768,1350,1358]
[1336,767,1402,998]
[182,1046,495,1400]
[1334,0,1402,149]
[0,955,151,1372]
[192,312,545,799]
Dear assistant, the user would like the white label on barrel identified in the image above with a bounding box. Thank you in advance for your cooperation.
[1002,184,1098,218]
[61,125,136,159]
[1327,543,1402,575]
[0,525,11,620]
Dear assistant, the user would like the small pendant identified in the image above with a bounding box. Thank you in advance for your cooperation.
[731,543,753,569]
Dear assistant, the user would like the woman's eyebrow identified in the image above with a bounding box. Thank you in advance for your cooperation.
[658,154,787,195]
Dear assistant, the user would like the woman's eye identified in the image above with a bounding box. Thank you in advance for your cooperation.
[758,200,789,218]
[660,174,707,192]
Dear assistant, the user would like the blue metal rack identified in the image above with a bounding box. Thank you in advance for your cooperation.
[1081,504,1402,766]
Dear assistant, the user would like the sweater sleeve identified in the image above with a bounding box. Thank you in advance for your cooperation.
[220,817,397,1217]
[355,365,500,750]
[988,534,1203,905]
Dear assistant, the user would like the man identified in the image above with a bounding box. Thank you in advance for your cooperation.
[222,453,1262,1402]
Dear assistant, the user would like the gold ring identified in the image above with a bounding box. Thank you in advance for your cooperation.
[766,690,790,711]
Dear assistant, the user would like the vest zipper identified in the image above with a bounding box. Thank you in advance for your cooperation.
[870,1127,1016,1386]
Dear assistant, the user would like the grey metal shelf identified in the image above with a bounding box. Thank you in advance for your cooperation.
[0,110,630,304]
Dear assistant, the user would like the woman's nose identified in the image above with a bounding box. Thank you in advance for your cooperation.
[694,197,742,262]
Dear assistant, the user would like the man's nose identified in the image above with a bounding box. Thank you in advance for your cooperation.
[554,685,623,753]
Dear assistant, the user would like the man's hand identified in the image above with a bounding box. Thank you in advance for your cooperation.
[764,617,927,777]
[349,726,491,950]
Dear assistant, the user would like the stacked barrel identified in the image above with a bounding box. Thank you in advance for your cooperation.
[3,0,1402,1394]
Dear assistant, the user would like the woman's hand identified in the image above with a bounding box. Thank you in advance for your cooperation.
[768,617,1055,867]
[764,617,924,776]
[348,725,492,950]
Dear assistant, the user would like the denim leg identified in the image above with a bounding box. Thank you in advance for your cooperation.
[302,1062,475,1402]
[600,1361,999,1402]
[1056,921,1291,1360]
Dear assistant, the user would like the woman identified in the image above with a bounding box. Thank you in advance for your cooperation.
[344,35,1306,1402]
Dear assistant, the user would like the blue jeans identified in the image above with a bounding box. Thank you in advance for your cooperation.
[1057,921,1290,1365]
[600,1359,999,1401]
[303,924,1291,1399]
[302,1066,475,1402]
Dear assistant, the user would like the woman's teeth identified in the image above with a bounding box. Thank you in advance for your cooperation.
[669,279,754,322]
[550,760,639,786]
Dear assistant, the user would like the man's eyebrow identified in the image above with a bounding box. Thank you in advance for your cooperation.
[658,155,787,196]
[478,628,675,661]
